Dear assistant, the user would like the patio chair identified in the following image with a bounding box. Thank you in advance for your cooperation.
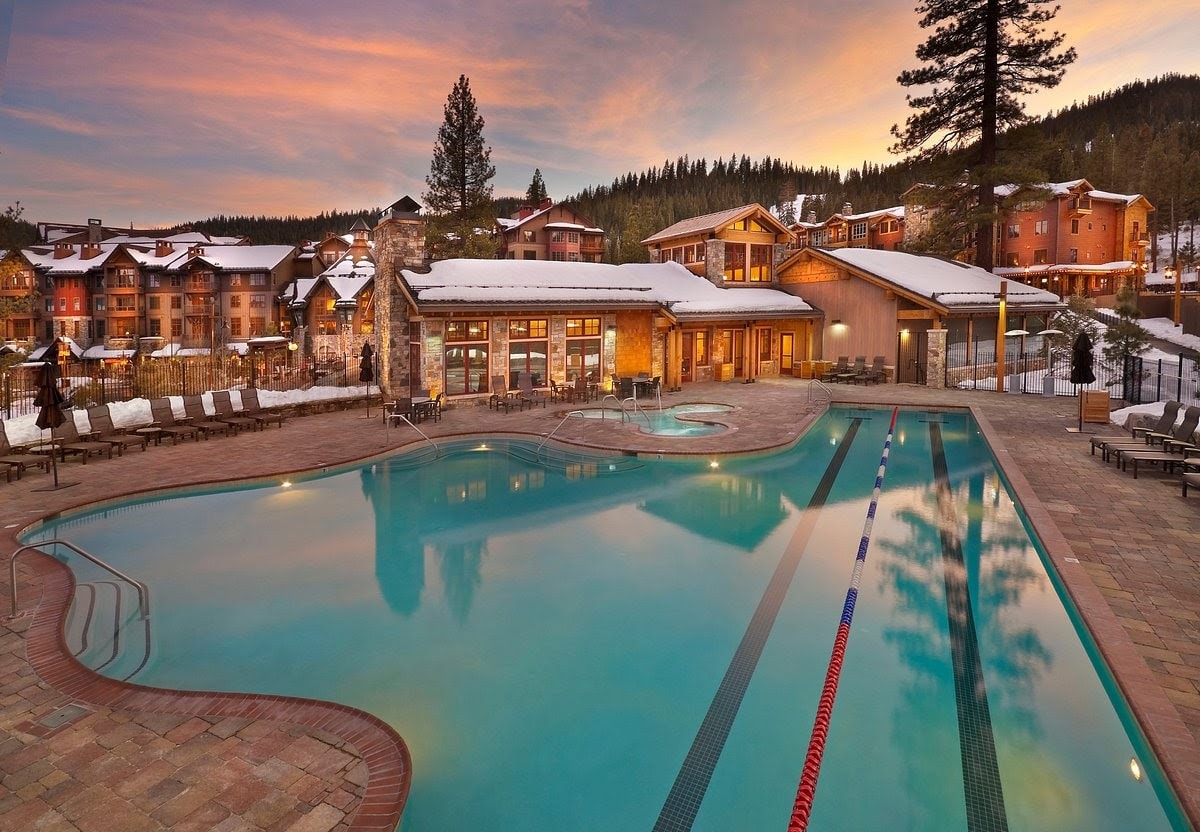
[836,356,867,384]
[549,379,572,403]
[0,420,51,481]
[1089,400,1181,457]
[52,412,114,463]
[149,398,201,444]
[517,372,548,408]
[386,398,415,426]
[572,375,594,403]
[85,405,149,454]
[239,387,285,428]
[182,395,232,439]
[819,356,849,383]
[1146,404,1199,451]
[1107,407,1200,467]
[210,390,260,433]
[489,375,524,412]
[856,356,888,385]
[1183,455,1200,497]
[1117,441,1200,479]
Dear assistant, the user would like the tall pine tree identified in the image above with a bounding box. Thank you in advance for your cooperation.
[891,0,1075,270]
[424,75,497,260]
[525,168,549,207]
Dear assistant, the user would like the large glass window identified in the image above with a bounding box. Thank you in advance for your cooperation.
[723,243,745,281]
[508,319,548,387]
[566,317,601,381]
[445,320,490,395]
[749,245,771,281]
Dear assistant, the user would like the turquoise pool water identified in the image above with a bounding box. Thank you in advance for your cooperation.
[574,402,732,436]
[25,408,1186,831]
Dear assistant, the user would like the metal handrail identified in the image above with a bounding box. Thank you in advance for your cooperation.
[10,539,150,619]
[807,379,833,413]
[385,406,439,457]
[598,394,627,422]
[537,410,585,458]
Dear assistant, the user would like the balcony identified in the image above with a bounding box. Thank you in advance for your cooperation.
[1130,232,1150,245]
[1067,196,1092,217]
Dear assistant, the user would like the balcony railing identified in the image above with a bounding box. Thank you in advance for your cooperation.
[1068,196,1092,216]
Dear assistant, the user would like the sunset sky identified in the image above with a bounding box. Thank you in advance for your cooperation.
[1,0,1197,228]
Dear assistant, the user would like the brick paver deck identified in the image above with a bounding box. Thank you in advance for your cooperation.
[3,380,1199,829]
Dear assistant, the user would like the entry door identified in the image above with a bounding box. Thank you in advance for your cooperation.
[780,332,795,375]
[681,332,694,382]
[896,329,928,384]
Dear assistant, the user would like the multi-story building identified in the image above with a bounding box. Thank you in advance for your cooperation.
[495,199,605,263]
[0,248,39,342]
[791,204,905,251]
[641,204,793,284]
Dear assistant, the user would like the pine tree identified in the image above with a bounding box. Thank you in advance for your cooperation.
[423,75,498,259]
[891,0,1076,270]
[525,168,549,207]
[1102,284,1150,372]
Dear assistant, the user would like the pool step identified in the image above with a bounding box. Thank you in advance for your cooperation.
[506,443,643,473]
[66,580,153,681]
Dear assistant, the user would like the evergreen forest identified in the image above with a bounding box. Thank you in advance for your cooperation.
[163,74,1200,264]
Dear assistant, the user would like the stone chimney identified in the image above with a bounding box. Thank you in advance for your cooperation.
[539,197,553,211]
[80,242,102,259]
[517,204,534,220]
[372,212,428,397]
[87,218,102,243]
[155,239,174,258]
[806,211,817,224]
[841,203,852,215]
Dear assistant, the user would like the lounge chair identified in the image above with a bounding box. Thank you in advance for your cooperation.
[1183,456,1200,497]
[856,356,888,385]
[182,395,232,438]
[1118,442,1200,479]
[52,412,114,463]
[819,356,849,383]
[1108,406,1200,468]
[489,375,524,412]
[239,388,285,428]
[517,372,547,408]
[85,405,149,454]
[0,420,50,481]
[210,390,260,433]
[836,356,867,384]
[149,398,201,444]
[1090,400,1181,458]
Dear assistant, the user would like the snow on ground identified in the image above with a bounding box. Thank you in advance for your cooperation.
[3,384,372,447]
[1137,317,1200,355]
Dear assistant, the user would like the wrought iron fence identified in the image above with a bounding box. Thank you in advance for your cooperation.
[945,336,1119,397]
[1121,353,1200,406]
[1,354,362,420]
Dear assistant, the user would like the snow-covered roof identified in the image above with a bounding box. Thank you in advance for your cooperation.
[289,251,375,305]
[995,261,1138,276]
[184,245,295,271]
[1144,269,1199,286]
[22,244,120,273]
[401,259,814,318]
[28,336,84,361]
[82,345,134,360]
[994,179,1144,205]
[819,248,1063,308]
[103,232,246,246]
[642,204,786,245]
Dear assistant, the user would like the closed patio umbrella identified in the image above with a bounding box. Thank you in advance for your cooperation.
[1070,332,1097,433]
[359,342,375,417]
[32,361,77,490]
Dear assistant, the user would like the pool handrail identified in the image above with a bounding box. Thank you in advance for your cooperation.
[386,410,439,457]
[537,410,586,459]
[807,379,833,413]
[10,539,151,620]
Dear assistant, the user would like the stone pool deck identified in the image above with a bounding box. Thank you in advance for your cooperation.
[2,379,1199,830]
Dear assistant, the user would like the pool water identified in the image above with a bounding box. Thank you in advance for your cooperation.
[574,402,732,436]
[26,408,1186,831]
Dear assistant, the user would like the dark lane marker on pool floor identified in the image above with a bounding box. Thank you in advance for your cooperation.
[651,419,863,832]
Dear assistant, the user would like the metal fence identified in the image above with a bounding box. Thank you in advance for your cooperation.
[1121,353,1200,406]
[945,336,1120,397]
[1,354,363,420]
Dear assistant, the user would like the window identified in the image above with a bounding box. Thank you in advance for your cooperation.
[749,244,771,281]
[59,297,67,311]
[94,320,105,339]
[523,251,537,260]
[508,319,548,387]
[171,275,182,287]
[94,296,107,312]
[566,317,601,381]
[229,274,243,286]
[1007,223,1020,238]
[1069,248,1078,264]
[1071,219,1079,234]
[171,319,182,338]
[1035,220,1048,235]
[250,294,266,308]
[568,252,579,262]
[148,296,161,310]
[723,243,745,281]
[110,267,137,288]
[851,222,867,240]
[45,298,54,313]
[249,317,265,337]
[523,230,536,243]
[550,231,564,243]
[149,319,161,337]
[229,317,243,337]
[73,298,80,312]
[229,294,241,308]
[171,296,182,310]
[567,231,579,244]
[695,330,709,366]
[551,251,566,261]
[1005,253,1020,267]
[250,273,266,286]
[1034,249,1048,265]
[189,272,212,290]
[445,320,489,396]
[114,297,135,311]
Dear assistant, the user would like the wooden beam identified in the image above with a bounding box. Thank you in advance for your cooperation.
[896,309,937,320]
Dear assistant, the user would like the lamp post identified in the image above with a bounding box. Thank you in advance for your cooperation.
[1168,261,1181,327]
[1036,327,1063,397]
[995,280,1008,393]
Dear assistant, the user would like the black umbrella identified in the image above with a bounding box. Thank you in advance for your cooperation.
[31,361,76,490]
[1070,332,1097,433]
[359,342,375,417]
[1070,331,1096,385]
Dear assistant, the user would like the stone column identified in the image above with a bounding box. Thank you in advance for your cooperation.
[705,239,725,285]
[926,328,947,389]
[373,213,427,398]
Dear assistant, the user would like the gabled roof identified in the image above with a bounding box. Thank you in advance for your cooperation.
[287,250,375,306]
[496,203,603,234]
[785,248,1063,312]
[180,245,296,271]
[399,259,815,319]
[22,244,122,274]
[641,203,791,245]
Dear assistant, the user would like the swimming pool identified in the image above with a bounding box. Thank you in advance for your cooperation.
[24,408,1187,831]
[573,402,733,436]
